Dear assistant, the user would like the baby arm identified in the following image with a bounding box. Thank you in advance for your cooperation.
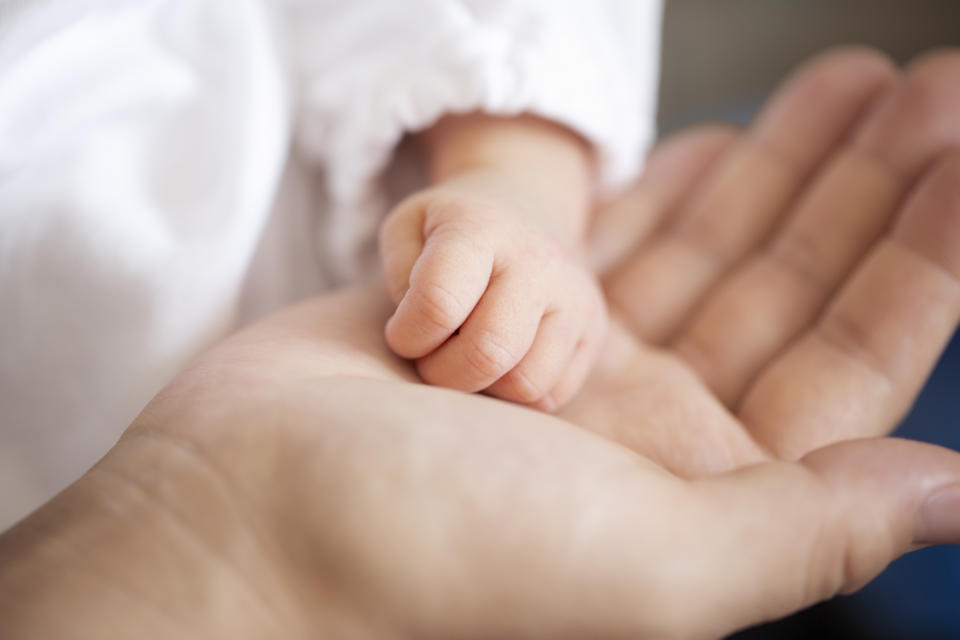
[378,113,607,411]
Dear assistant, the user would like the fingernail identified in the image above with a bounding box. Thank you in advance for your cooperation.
[915,483,960,545]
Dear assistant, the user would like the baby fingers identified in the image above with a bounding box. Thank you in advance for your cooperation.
[484,309,584,406]
[415,269,546,392]
[385,223,495,359]
[487,275,607,410]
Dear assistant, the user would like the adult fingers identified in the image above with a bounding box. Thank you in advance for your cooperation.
[673,50,960,406]
[589,124,737,276]
[605,47,896,344]
[740,150,960,460]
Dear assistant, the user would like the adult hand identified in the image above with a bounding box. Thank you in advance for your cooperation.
[587,46,960,474]
[2,48,960,639]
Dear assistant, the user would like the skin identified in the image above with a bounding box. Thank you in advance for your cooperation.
[3,47,960,639]
[379,113,605,411]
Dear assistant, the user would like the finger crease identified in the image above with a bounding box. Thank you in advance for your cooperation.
[814,312,897,392]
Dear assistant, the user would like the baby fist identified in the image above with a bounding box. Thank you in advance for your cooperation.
[379,185,607,411]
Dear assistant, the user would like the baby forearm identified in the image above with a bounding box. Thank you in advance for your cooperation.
[417,113,596,246]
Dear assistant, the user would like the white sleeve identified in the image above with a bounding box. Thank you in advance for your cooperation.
[285,0,662,277]
[0,0,288,525]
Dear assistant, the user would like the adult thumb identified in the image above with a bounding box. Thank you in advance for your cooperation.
[673,437,960,638]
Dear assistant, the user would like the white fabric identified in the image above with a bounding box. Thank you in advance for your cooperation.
[0,0,662,528]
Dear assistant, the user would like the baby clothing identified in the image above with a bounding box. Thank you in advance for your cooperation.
[0,0,662,528]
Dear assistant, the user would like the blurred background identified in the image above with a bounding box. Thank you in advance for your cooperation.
[654,1,960,638]
[658,0,960,132]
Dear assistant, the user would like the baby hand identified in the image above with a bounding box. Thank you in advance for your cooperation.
[379,170,607,411]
